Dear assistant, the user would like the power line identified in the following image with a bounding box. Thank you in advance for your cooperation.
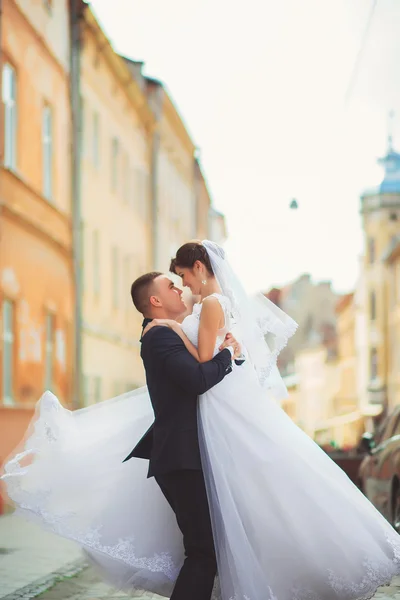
[344,0,379,107]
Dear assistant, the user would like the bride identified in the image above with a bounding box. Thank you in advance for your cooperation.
[2,239,400,600]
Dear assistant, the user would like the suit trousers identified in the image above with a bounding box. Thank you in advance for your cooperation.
[155,469,217,600]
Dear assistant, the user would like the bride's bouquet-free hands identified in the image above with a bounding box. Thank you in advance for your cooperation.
[143,319,242,361]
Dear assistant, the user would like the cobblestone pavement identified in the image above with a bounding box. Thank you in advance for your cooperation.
[0,513,84,598]
[31,570,400,600]
[375,578,400,599]
[2,513,400,600]
[0,513,162,600]
[26,567,162,600]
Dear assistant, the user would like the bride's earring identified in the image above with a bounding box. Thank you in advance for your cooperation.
[201,278,207,285]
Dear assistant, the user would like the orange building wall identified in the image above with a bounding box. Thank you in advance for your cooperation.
[0,0,74,508]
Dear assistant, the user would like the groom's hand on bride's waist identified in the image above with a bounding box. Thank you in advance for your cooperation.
[219,333,244,364]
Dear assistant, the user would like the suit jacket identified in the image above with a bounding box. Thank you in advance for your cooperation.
[123,323,232,478]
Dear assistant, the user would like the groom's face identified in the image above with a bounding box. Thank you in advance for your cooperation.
[152,275,187,317]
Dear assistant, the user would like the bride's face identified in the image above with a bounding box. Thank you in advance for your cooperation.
[175,265,202,295]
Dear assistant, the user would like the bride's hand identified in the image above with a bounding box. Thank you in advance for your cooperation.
[143,319,180,336]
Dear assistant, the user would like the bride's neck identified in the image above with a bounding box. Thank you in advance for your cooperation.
[200,278,221,302]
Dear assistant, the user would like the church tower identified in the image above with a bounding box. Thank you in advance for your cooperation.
[360,113,400,410]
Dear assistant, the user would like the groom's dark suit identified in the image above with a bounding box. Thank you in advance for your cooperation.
[123,319,233,600]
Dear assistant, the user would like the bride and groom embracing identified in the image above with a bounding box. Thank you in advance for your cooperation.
[3,240,400,600]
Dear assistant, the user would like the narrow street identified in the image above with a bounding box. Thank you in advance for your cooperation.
[32,568,400,600]
[0,514,158,600]
[17,567,158,600]
[2,514,400,600]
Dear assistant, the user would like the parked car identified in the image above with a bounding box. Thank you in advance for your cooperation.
[359,405,400,531]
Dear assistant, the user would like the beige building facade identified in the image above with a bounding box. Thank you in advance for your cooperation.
[313,293,365,449]
[79,9,154,402]
[78,9,227,402]
[267,274,340,377]
[294,345,340,439]
[148,79,198,271]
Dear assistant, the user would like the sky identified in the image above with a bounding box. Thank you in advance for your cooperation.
[91,0,400,294]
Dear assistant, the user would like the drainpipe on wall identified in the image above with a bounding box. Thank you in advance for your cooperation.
[0,0,2,516]
[0,0,2,56]
[150,86,164,271]
[69,0,84,408]
[193,155,202,239]
[0,0,3,164]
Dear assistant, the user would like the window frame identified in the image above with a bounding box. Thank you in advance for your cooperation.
[42,103,54,200]
[44,312,55,391]
[92,111,100,168]
[370,347,378,381]
[2,299,15,406]
[2,63,17,170]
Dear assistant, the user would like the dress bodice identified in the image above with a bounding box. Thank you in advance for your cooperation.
[181,293,231,358]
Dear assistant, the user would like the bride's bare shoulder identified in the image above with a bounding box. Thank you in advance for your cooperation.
[200,295,224,322]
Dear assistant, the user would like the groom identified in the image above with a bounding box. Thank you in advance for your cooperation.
[124,271,240,600]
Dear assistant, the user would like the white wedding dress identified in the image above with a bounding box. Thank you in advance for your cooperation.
[3,292,400,600]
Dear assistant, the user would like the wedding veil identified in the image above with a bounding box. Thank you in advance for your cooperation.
[201,240,298,400]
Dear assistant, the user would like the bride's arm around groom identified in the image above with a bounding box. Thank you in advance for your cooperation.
[142,324,234,395]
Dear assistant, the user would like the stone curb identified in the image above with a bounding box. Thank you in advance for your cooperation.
[0,560,88,600]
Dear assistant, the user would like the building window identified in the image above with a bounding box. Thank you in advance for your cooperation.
[370,348,378,381]
[2,64,17,170]
[141,170,149,220]
[94,376,102,403]
[130,167,136,208]
[112,246,119,308]
[93,230,100,298]
[83,374,91,407]
[111,137,119,191]
[44,313,55,390]
[368,237,375,264]
[396,262,400,303]
[93,112,100,168]
[2,300,15,405]
[79,95,85,159]
[391,264,397,307]
[123,153,129,203]
[123,255,131,320]
[370,291,376,321]
[134,167,148,218]
[42,105,53,200]
[80,221,85,294]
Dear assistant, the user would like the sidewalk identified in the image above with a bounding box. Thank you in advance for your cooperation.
[0,513,161,600]
[0,513,84,598]
[376,578,400,600]
[2,512,400,600]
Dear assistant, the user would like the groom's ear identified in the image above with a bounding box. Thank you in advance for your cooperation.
[149,294,162,308]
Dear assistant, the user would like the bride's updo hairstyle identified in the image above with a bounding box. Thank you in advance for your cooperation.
[170,241,214,276]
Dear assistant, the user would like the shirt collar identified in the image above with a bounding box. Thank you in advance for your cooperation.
[140,318,153,342]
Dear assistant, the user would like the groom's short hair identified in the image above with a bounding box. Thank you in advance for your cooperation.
[131,272,163,314]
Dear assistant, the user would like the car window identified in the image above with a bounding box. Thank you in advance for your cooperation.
[392,415,400,437]
[376,409,400,442]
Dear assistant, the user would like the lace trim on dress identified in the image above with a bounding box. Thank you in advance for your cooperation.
[7,472,179,581]
[222,537,400,600]
[2,397,180,583]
